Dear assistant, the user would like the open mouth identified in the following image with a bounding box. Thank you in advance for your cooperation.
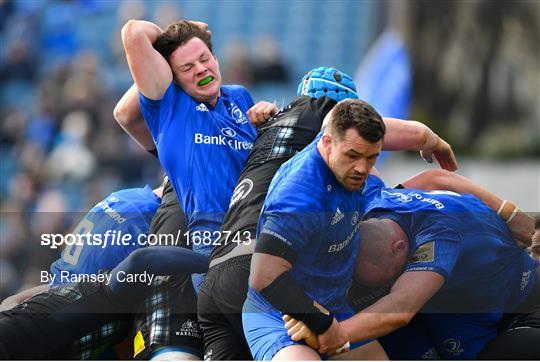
[348,176,365,184]
[198,76,214,86]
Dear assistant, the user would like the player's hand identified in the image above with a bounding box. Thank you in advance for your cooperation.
[283,315,320,349]
[317,318,350,356]
[420,137,458,172]
[508,210,535,248]
[247,101,278,127]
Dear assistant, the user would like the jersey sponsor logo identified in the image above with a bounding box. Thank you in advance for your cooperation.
[95,200,127,224]
[351,211,360,226]
[331,207,344,225]
[175,319,201,339]
[230,178,254,207]
[443,338,464,357]
[221,127,237,137]
[194,130,253,151]
[409,241,435,263]
[196,103,209,112]
[425,190,461,197]
[520,270,531,291]
[381,190,445,209]
[328,220,361,253]
[107,196,120,203]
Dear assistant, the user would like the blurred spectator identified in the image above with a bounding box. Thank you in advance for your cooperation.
[0,39,37,82]
[153,2,182,28]
[252,34,289,84]
[221,39,254,86]
[43,110,96,182]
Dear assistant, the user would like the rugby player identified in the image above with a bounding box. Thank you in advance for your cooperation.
[0,185,162,359]
[284,184,539,359]
[243,98,435,360]
[0,185,166,359]
[119,18,277,359]
[1,184,162,311]
[198,65,463,360]
[0,246,209,360]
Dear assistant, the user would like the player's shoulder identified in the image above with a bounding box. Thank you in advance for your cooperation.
[105,186,160,212]
[267,149,332,210]
[222,84,251,99]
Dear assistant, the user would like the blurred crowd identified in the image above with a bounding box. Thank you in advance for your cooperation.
[0,0,294,299]
[0,0,538,299]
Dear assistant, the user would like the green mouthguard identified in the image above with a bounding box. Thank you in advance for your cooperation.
[198,76,213,86]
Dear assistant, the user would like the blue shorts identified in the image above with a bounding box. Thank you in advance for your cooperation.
[242,288,371,360]
[381,313,500,360]
[421,313,499,360]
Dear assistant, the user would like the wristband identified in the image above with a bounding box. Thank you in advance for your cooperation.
[506,207,519,224]
[497,200,508,216]
[260,272,333,334]
[497,200,519,224]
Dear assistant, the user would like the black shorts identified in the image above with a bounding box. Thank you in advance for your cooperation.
[149,178,188,243]
[478,302,540,359]
[132,179,203,359]
[0,281,130,359]
[133,275,202,359]
[198,255,252,360]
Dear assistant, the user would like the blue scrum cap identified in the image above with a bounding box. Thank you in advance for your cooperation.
[297,66,358,102]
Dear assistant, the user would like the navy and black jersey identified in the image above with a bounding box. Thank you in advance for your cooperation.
[210,96,337,260]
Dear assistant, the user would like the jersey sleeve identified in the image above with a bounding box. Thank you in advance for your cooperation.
[138,82,178,143]
[363,175,386,205]
[225,85,255,110]
[405,221,462,280]
[258,194,324,254]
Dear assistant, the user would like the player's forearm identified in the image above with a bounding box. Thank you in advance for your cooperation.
[114,84,155,151]
[340,295,414,343]
[0,284,49,312]
[382,118,438,152]
[403,169,515,217]
[249,252,291,291]
[250,252,335,334]
[121,20,162,49]
[407,170,502,210]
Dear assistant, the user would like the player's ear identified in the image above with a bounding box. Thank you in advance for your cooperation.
[321,133,333,148]
[393,239,407,254]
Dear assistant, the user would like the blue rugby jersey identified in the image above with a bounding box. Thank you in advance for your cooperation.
[365,185,538,358]
[50,186,160,285]
[139,82,257,256]
[255,146,376,313]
